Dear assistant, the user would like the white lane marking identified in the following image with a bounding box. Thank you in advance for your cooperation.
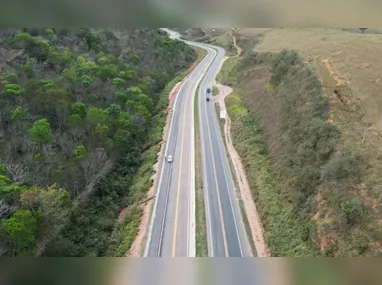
[210,92,244,257]
[169,32,239,257]
[145,36,219,257]
[186,50,215,257]
[144,78,188,257]
[196,47,217,257]
[185,47,216,257]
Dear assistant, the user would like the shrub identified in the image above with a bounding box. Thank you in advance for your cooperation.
[322,151,362,182]
[11,106,27,121]
[29,119,53,143]
[112,78,125,87]
[73,145,87,159]
[80,75,93,87]
[341,198,365,225]
[0,72,18,84]
[4,84,25,96]
[71,102,88,119]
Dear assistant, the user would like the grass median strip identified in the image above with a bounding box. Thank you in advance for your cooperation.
[194,81,208,257]
[194,46,219,257]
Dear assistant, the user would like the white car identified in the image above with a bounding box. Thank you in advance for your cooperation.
[166,155,173,163]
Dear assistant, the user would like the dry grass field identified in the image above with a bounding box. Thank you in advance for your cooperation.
[239,28,382,206]
[243,28,382,136]
[214,27,382,256]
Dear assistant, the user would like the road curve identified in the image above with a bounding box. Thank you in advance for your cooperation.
[145,31,216,257]
[145,29,252,257]
[196,43,252,257]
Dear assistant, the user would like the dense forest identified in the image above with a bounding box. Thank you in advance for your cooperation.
[0,28,196,256]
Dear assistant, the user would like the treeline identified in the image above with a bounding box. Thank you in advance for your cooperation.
[226,49,381,256]
[0,28,196,256]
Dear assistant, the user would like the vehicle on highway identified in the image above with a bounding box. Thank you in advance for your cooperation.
[206,97,210,102]
[207,88,211,93]
[166,155,173,163]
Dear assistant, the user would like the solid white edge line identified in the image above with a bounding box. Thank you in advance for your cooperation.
[186,49,215,257]
[144,78,188,257]
[145,32,220,257]
[166,31,245,257]
[210,85,244,257]
[197,47,217,257]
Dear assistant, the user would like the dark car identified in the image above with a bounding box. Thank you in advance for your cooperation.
[207,88,211,93]
[206,97,210,102]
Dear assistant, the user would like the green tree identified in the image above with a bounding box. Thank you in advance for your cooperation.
[45,28,54,39]
[77,28,101,51]
[0,72,18,84]
[86,107,107,127]
[73,145,87,159]
[126,100,150,119]
[116,111,132,129]
[126,86,142,97]
[11,106,27,121]
[0,175,26,203]
[37,80,58,92]
[71,102,88,119]
[60,48,72,65]
[67,114,84,129]
[341,198,364,225]
[2,210,39,254]
[77,56,98,74]
[4,84,25,96]
[115,90,129,102]
[96,64,118,81]
[7,32,36,48]
[137,93,153,112]
[95,123,109,138]
[29,119,53,143]
[37,184,71,227]
[118,66,136,80]
[112,77,125,87]
[105,104,121,118]
[60,68,77,82]
[81,75,93,87]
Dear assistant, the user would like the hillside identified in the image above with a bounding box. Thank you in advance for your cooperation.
[0,28,196,256]
[217,28,382,256]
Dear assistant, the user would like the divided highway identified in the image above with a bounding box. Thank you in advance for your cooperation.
[145,33,216,257]
[145,29,251,257]
[197,44,251,257]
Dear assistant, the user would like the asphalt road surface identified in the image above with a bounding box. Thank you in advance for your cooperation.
[145,32,216,257]
[197,43,252,257]
[145,29,251,257]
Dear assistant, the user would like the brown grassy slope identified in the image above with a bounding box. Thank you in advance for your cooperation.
[251,28,382,135]
[232,28,382,256]
[241,27,382,215]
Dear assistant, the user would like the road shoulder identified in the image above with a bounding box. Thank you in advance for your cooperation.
[214,83,269,256]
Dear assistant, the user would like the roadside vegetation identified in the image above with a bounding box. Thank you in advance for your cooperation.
[193,47,209,257]
[221,29,382,256]
[0,28,196,256]
[194,83,208,257]
[212,86,219,96]
[225,91,317,256]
